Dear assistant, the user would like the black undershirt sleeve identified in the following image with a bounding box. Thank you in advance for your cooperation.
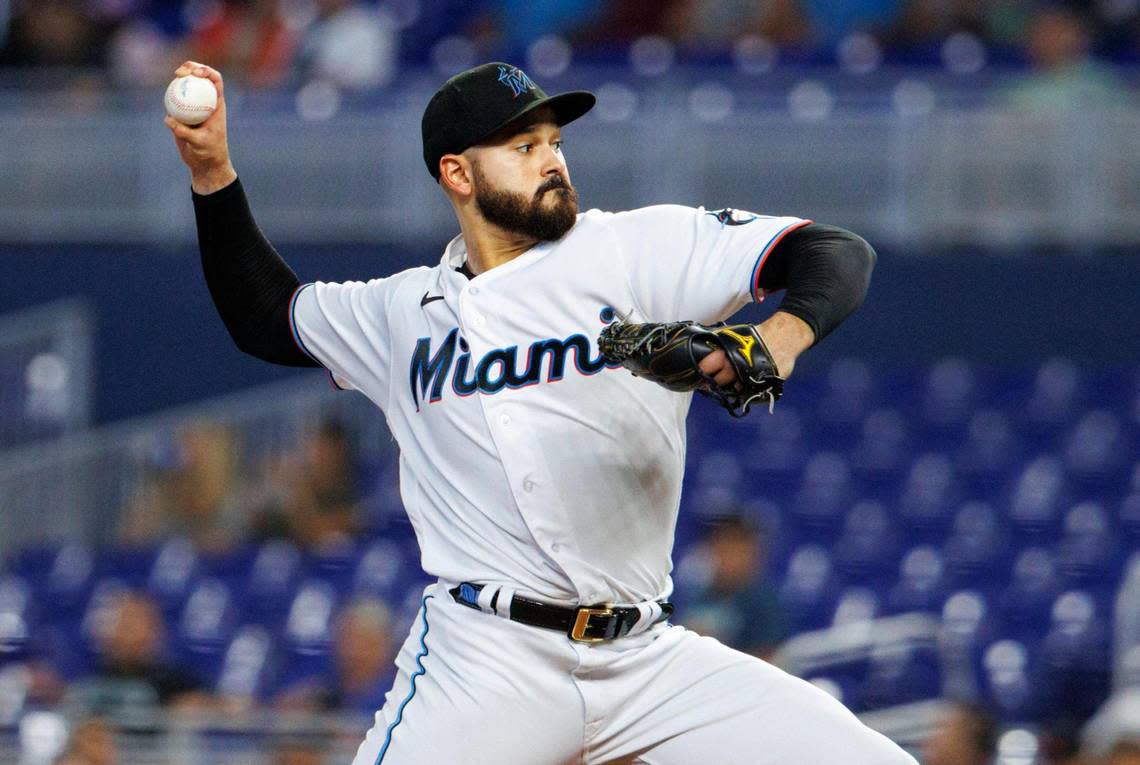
[756,222,876,345]
[193,177,318,367]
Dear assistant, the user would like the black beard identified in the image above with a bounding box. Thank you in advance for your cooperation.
[472,167,579,242]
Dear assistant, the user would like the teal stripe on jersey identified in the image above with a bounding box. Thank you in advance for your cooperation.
[376,595,434,764]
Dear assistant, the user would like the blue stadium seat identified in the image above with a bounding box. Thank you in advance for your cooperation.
[1041,590,1110,671]
[145,537,202,616]
[275,579,341,690]
[860,643,942,709]
[942,501,1007,588]
[830,586,880,628]
[0,575,31,662]
[1063,410,1130,495]
[1008,456,1067,540]
[920,358,980,446]
[849,408,911,490]
[998,548,1061,642]
[780,545,840,632]
[886,546,947,615]
[743,405,810,493]
[1022,359,1085,446]
[213,625,277,701]
[981,639,1037,721]
[1121,492,1140,545]
[173,578,238,683]
[956,409,1021,495]
[236,540,304,627]
[896,452,958,540]
[790,452,854,541]
[832,500,899,581]
[817,358,876,429]
[1055,501,1122,587]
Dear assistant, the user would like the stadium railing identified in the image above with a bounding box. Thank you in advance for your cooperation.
[1,69,1139,248]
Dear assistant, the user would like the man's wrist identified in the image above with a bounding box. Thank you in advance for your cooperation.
[191,164,238,196]
[756,312,814,377]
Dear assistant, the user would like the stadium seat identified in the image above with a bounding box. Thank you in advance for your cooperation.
[956,409,1021,494]
[780,545,840,632]
[1008,456,1067,539]
[860,642,942,709]
[790,452,854,540]
[998,548,1061,642]
[832,500,899,581]
[849,408,911,489]
[174,578,238,683]
[213,625,276,701]
[886,546,947,615]
[921,357,978,432]
[981,639,1037,721]
[942,501,1006,587]
[896,452,957,540]
[1063,410,1129,494]
[1055,501,1121,587]
[238,540,304,626]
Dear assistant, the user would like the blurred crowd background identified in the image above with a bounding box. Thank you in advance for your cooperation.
[3,0,1140,764]
[1,0,1139,93]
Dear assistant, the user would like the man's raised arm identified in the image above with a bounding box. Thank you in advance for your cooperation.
[164,62,317,368]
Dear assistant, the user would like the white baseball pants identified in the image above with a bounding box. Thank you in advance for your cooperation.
[350,582,918,765]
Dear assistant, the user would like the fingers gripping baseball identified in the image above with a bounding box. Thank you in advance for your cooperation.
[164,62,236,195]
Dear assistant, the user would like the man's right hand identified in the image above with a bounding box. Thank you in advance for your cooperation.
[164,61,237,196]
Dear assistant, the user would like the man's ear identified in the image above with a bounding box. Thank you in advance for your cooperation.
[439,154,473,196]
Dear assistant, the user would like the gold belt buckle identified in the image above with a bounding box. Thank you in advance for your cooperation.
[570,606,615,643]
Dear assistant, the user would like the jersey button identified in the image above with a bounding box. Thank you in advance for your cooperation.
[470,287,480,295]
[471,313,486,327]
[523,478,535,493]
[500,413,511,426]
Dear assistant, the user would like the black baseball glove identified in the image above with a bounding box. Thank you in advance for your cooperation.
[598,320,784,417]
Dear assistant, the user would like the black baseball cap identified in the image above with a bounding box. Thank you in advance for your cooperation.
[421,62,595,180]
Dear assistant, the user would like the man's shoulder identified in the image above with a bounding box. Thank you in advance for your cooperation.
[569,205,700,241]
[311,264,434,294]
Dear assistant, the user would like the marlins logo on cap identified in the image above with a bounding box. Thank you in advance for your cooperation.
[498,66,537,98]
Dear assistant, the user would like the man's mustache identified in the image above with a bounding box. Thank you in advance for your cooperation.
[536,176,574,198]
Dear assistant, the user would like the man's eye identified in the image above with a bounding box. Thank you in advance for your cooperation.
[517,144,532,153]
[553,140,564,151]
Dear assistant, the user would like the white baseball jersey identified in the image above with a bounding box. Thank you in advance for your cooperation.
[290,204,809,607]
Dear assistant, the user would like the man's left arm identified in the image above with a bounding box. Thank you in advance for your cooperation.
[699,223,877,384]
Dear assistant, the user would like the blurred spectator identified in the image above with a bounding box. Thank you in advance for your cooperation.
[254,419,362,550]
[189,0,297,88]
[466,0,604,57]
[0,1,107,69]
[661,0,810,50]
[69,591,211,717]
[573,0,678,49]
[56,716,119,765]
[117,421,246,553]
[678,514,788,659]
[1007,5,1124,110]
[921,701,998,765]
[293,0,397,90]
[271,732,333,765]
[274,598,397,716]
[797,0,906,46]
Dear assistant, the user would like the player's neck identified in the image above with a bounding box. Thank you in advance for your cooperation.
[458,220,539,276]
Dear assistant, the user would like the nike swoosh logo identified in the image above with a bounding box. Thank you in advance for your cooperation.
[420,292,445,307]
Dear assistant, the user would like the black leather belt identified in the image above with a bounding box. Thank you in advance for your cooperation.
[449,582,674,643]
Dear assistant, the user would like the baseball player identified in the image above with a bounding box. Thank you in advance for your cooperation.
[167,59,917,764]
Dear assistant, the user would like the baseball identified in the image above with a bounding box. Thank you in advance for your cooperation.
[164,75,217,126]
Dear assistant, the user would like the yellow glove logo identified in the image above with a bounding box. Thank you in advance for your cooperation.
[717,327,755,365]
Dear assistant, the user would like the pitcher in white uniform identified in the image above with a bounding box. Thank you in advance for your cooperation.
[167,58,918,765]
